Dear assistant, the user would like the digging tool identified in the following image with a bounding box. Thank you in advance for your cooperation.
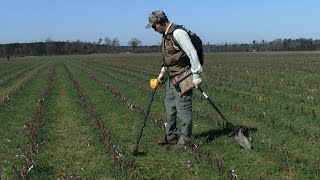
[132,81,158,156]
[198,86,252,149]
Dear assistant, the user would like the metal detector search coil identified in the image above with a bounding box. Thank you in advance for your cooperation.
[198,86,252,149]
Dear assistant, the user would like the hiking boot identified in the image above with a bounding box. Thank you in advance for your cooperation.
[177,134,192,146]
[158,134,178,145]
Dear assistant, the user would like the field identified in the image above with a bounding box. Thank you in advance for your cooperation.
[0,52,319,179]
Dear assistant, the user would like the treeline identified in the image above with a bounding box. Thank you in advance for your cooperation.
[1,38,320,58]
[207,38,320,52]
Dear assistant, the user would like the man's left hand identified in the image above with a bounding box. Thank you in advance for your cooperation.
[193,77,202,88]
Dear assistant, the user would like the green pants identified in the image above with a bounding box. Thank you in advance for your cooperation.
[164,81,193,138]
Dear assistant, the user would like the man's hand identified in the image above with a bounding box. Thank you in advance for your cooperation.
[157,76,164,84]
[157,67,167,83]
[193,74,202,88]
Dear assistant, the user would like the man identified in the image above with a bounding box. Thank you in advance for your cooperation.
[146,10,203,146]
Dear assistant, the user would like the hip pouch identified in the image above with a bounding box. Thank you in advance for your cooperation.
[171,69,194,96]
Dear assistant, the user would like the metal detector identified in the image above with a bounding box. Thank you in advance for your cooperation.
[132,87,157,155]
[198,86,252,149]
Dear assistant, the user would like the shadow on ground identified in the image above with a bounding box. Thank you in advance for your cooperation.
[193,125,258,142]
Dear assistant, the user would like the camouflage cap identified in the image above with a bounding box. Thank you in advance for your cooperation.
[146,10,167,29]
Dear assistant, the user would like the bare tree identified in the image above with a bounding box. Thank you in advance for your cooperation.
[271,38,282,51]
[45,37,54,55]
[252,40,256,52]
[261,40,265,52]
[112,38,120,46]
[104,37,112,46]
[111,38,120,53]
[128,38,142,52]
[98,38,103,45]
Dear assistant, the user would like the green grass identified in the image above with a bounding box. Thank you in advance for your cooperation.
[0,52,319,179]
[31,63,115,179]
[0,63,51,179]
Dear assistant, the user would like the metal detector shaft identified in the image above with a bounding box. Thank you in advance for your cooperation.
[132,87,157,155]
[198,86,232,126]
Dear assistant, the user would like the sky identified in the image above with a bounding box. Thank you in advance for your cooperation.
[1,0,320,45]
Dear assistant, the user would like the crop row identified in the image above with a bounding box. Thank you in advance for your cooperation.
[69,54,320,178]
[0,58,45,77]
[13,64,55,179]
[80,59,319,146]
[0,62,53,178]
[70,61,244,178]
[74,63,167,141]
[64,64,137,179]
[197,84,320,140]
[79,62,158,100]
[1,62,49,103]
[0,58,46,78]
[77,58,319,149]
[2,53,317,178]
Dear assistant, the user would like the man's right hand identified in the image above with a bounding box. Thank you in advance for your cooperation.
[157,67,167,83]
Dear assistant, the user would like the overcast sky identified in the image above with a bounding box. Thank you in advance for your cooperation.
[1,0,319,45]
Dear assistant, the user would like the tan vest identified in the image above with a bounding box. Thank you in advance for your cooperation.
[161,23,190,78]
